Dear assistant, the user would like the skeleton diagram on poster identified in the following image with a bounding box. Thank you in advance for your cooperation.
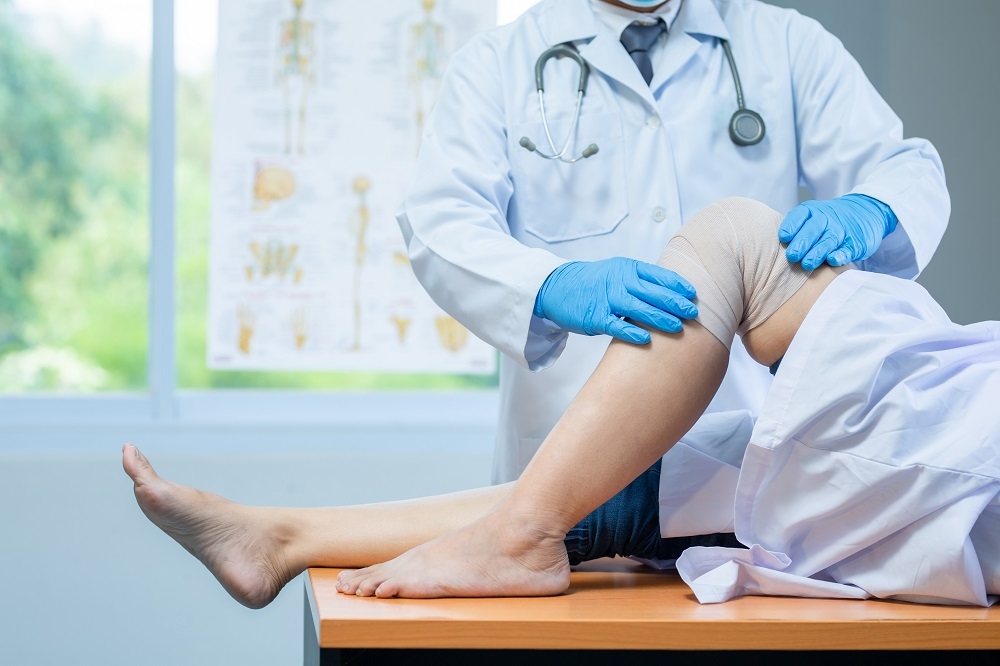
[208,0,498,372]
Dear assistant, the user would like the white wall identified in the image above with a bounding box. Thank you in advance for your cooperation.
[0,424,494,665]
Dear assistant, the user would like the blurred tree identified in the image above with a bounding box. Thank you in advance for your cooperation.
[0,6,89,352]
[0,4,148,390]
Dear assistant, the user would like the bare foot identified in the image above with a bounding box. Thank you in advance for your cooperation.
[122,443,297,609]
[335,506,570,598]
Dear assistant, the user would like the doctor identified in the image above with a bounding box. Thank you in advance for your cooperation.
[397,0,949,483]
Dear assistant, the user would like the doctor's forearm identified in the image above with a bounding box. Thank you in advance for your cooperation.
[401,211,567,364]
[851,157,950,276]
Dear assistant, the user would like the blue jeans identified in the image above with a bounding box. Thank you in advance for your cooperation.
[563,459,743,565]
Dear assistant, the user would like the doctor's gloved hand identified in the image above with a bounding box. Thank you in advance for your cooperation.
[532,257,698,344]
[778,194,898,270]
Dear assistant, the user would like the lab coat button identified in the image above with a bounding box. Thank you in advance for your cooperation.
[651,206,667,222]
[646,116,661,129]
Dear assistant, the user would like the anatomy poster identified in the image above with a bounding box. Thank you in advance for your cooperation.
[208,0,497,372]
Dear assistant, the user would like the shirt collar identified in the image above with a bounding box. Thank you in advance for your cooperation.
[672,0,729,40]
[589,0,682,38]
[541,0,728,46]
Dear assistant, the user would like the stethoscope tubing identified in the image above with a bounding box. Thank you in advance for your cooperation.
[720,38,746,111]
[521,35,766,160]
[527,44,595,162]
[720,38,765,146]
[538,89,585,160]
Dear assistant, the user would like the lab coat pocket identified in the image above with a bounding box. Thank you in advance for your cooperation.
[512,112,628,243]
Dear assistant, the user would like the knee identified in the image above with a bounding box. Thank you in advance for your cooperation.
[701,197,784,259]
[657,198,783,274]
[654,198,808,352]
[716,199,811,337]
[654,201,752,348]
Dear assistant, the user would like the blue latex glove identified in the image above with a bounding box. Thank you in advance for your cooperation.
[778,194,898,270]
[533,257,698,344]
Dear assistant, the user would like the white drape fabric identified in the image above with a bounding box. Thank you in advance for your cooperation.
[663,271,1000,606]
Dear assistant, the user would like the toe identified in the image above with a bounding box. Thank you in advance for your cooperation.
[122,443,157,485]
[374,579,400,598]
[356,576,383,597]
[336,570,364,595]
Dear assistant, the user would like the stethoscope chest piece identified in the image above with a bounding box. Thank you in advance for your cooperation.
[720,38,766,147]
[729,108,765,146]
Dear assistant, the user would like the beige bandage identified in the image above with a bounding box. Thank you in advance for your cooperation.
[657,197,811,349]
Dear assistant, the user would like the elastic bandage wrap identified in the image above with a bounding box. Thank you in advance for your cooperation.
[656,197,811,349]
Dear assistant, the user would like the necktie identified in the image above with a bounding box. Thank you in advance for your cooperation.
[620,19,666,85]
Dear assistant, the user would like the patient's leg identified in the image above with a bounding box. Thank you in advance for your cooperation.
[123,442,673,608]
[121,443,511,608]
[124,199,844,605]
[336,198,848,598]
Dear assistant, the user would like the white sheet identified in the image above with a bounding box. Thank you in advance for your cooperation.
[670,271,1000,605]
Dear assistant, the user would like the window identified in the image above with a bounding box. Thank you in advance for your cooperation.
[0,0,150,392]
[0,0,539,425]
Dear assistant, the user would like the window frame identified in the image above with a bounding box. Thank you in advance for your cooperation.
[0,0,498,433]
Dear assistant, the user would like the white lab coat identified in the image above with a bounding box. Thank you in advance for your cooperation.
[670,271,1000,605]
[396,0,950,482]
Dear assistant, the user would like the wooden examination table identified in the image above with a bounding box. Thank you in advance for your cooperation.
[304,558,1000,665]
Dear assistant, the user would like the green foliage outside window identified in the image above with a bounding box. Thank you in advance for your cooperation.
[0,7,148,391]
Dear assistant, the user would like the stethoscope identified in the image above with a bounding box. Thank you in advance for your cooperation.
[519,38,766,163]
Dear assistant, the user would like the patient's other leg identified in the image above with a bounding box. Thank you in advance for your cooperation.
[122,443,511,609]
[337,198,848,599]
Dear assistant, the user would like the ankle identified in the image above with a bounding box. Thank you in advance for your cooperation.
[488,500,570,548]
[247,507,304,574]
